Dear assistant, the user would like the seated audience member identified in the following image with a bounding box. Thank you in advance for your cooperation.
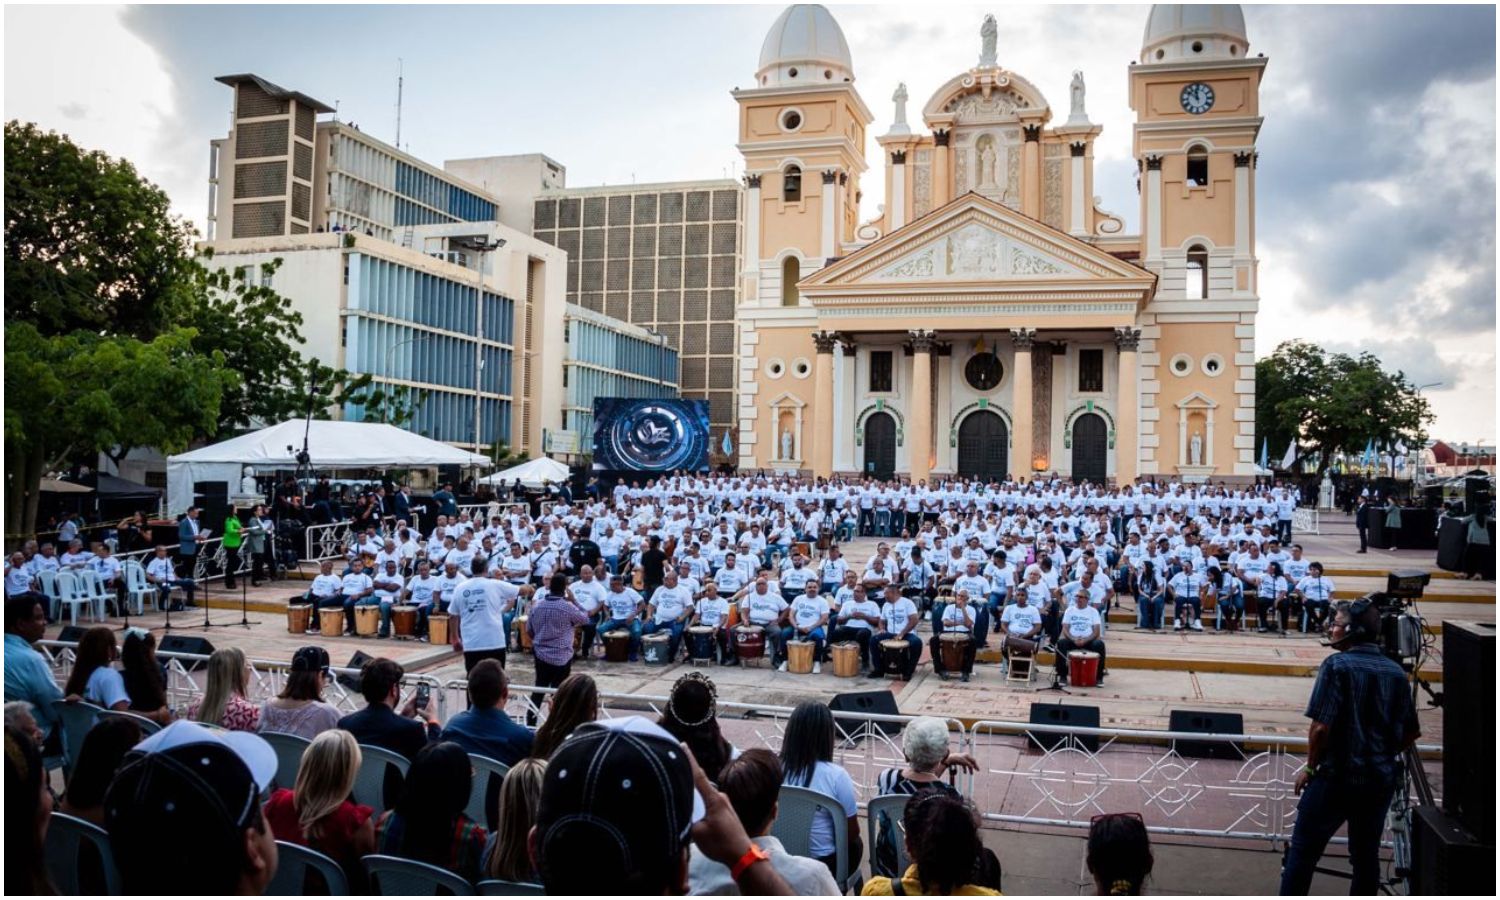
[530,716,793,895]
[482,757,547,884]
[60,716,142,826]
[779,701,863,878]
[6,724,55,896]
[103,721,280,896]
[872,717,985,879]
[259,646,342,740]
[4,700,44,748]
[530,673,600,760]
[1087,811,1153,896]
[263,729,375,892]
[1135,561,1166,631]
[688,748,840,895]
[64,626,130,711]
[337,657,440,760]
[189,647,260,731]
[658,671,736,780]
[304,559,344,628]
[1056,591,1106,686]
[441,658,534,764]
[374,741,488,884]
[119,629,173,724]
[5,595,63,750]
[861,789,1000,896]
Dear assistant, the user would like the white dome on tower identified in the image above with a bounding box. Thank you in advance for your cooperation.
[1140,4,1249,64]
[756,4,855,88]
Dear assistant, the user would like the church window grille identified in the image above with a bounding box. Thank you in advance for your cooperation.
[869,351,893,393]
[1078,348,1104,393]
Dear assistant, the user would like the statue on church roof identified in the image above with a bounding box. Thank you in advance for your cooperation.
[892,82,909,128]
[979,14,998,68]
[1068,70,1090,125]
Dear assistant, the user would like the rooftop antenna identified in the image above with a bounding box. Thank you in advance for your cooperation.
[395,58,404,148]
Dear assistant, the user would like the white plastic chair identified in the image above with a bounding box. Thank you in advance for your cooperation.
[76,568,114,619]
[771,785,854,891]
[352,744,411,814]
[122,561,154,614]
[53,571,98,626]
[267,841,349,895]
[465,754,511,832]
[363,854,475,895]
[866,793,912,880]
[36,569,62,620]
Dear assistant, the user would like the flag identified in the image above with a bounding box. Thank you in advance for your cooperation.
[1280,440,1297,471]
[1259,437,1269,472]
[1362,438,1375,468]
[720,429,733,456]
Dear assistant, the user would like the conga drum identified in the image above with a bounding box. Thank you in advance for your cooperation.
[786,639,815,674]
[354,605,380,637]
[604,629,631,663]
[1201,588,1217,613]
[428,613,450,646]
[734,626,766,664]
[726,603,740,628]
[939,633,969,675]
[831,641,860,677]
[319,607,345,638]
[286,604,312,635]
[880,639,910,676]
[642,633,672,666]
[1068,650,1101,687]
[681,625,711,664]
[391,605,418,639]
[516,615,533,652]
[1004,633,1040,658]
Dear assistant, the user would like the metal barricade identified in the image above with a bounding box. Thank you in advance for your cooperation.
[304,521,354,563]
[1293,507,1321,536]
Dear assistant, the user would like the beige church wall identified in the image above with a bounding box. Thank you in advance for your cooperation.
[742,324,817,470]
[758,179,832,261]
[1152,321,1243,478]
[1136,71,1262,122]
[744,99,842,140]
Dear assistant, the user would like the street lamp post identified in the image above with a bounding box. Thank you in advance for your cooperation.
[1413,382,1443,485]
[458,237,505,461]
[382,334,431,423]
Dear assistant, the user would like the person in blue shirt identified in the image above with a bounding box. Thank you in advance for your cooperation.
[4,595,63,751]
[439,659,533,765]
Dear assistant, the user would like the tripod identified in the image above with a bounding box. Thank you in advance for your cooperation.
[1036,640,1072,695]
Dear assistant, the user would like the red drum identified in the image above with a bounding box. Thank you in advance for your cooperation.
[734,626,766,663]
[1068,651,1101,688]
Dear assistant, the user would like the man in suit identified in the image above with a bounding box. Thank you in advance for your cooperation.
[176,506,209,578]
[337,657,440,802]
[392,485,413,523]
[1354,496,1371,554]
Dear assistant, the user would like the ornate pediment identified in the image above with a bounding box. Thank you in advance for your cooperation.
[868,221,1083,282]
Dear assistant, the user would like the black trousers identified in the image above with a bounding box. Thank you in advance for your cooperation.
[531,657,571,726]
[829,626,873,667]
[223,546,240,587]
[1055,637,1106,680]
[463,647,507,675]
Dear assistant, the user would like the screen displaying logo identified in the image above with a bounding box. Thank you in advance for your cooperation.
[593,398,710,472]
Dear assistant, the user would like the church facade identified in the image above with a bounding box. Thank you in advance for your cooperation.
[733,4,1265,485]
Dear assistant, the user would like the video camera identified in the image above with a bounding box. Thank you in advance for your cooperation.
[1358,570,1430,668]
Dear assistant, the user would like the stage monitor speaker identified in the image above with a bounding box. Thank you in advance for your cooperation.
[1442,620,1495,844]
[1028,702,1099,753]
[57,625,88,644]
[1168,709,1245,759]
[1410,804,1494,896]
[338,650,375,693]
[158,635,215,657]
[828,690,902,740]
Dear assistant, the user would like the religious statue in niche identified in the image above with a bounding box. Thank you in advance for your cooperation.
[978,138,999,189]
[781,428,794,461]
[1189,431,1204,467]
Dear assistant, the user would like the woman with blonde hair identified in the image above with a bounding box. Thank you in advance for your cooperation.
[483,757,547,883]
[187,647,260,731]
[263,729,375,890]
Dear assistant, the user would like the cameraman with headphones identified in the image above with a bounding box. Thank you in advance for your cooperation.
[1279,597,1420,895]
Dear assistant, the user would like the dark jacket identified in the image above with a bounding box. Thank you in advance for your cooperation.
[439,707,534,766]
[337,703,438,762]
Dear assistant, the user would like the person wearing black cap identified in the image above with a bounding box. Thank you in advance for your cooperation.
[529,717,794,896]
[104,720,280,895]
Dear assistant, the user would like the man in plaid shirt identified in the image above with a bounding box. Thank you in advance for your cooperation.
[526,573,588,724]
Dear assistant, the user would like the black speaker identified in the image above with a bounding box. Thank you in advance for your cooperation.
[57,625,88,643]
[338,650,374,693]
[1168,709,1245,759]
[158,635,216,657]
[828,690,902,739]
[1028,702,1100,752]
[1442,621,1495,844]
[1410,804,1494,896]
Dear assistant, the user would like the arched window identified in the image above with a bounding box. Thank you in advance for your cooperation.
[1186,145,1209,187]
[782,165,802,203]
[1186,245,1209,299]
[781,256,800,306]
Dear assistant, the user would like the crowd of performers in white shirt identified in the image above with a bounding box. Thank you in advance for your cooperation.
[284,473,1335,684]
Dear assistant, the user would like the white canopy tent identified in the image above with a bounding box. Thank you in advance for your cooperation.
[478,457,570,488]
[166,420,489,515]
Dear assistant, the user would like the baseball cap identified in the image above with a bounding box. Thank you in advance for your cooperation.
[535,717,706,892]
[291,645,331,674]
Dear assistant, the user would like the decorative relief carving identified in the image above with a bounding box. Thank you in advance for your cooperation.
[1043,158,1064,230]
[1011,247,1064,275]
[947,224,1005,277]
[812,331,840,354]
[1113,327,1142,351]
[908,329,939,353]
[744,174,762,189]
[869,222,1082,281]
[913,149,932,218]
[1010,328,1036,351]
[1033,346,1052,463]
[881,249,936,279]
[951,92,1022,124]
[1005,149,1020,210]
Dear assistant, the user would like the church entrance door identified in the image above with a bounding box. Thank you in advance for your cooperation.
[863,412,896,481]
[1072,413,1108,483]
[956,411,1008,483]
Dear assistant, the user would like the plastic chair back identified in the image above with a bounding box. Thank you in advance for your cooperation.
[45,811,122,895]
[476,879,544,895]
[352,744,410,813]
[865,793,912,879]
[51,699,103,780]
[363,854,475,895]
[122,561,154,613]
[53,570,93,624]
[465,754,511,832]
[262,731,313,791]
[98,707,163,735]
[771,784,850,888]
[266,840,349,895]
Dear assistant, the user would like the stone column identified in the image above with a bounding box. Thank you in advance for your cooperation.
[889,151,907,231]
[1068,142,1088,236]
[812,330,839,477]
[821,170,838,260]
[1233,151,1252,295]
[1022,125,1042,219]
[1010,329,1035,481]
[908,330,936,484]
[1115,327,1141,485]
[1143,156,1163,264]
[742,174,762,302]
[933,130,952,207]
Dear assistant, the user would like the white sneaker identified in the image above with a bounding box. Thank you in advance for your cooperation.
[1174,620,1184,631]
[813,662,821,674]
[1190,621,1204,632]
[778,661,788,672]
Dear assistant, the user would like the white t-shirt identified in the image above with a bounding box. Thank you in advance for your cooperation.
[837,598,881,631]
[340,572,373,596]
[605,588,644,621]
[433,572,465,606]
[1296,575,1336,604]
[6,566,34,596]
[743,591,789,627]
[880,597,919,635]
[785,761,858,859]
[650,585,694,624]
[1061,604,1102,642]
[714,567,748,595]
[781,565,814,590]
[571,579,608,615]
[451,577,520,652]
[939,603,975,633]
[1021,581,1053,608]
[695,597,731,628]
[84,666,129,709]
[1001,602,1043,636]
[404,574,439,608]
[789,595,829,631]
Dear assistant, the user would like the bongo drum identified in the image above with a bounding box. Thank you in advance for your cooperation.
[1202,589,1218,612]
[428,613,450,646]
[391,604,418,639]
[642,633,671,666]
[1004,633,1040,658]
[831,641,860,677]
[734,626,766,664]
[786,639,815,674]
[1068,650,1101,688]
[687,626,716,665]
[319,607,345,638]
[603,629,631,663]
[880,638,910,676]
[354,605,380,637]
[939,632,969,674]
[286,604,312,635]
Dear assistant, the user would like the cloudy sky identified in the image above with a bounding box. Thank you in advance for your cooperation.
[6,3,1495,442]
